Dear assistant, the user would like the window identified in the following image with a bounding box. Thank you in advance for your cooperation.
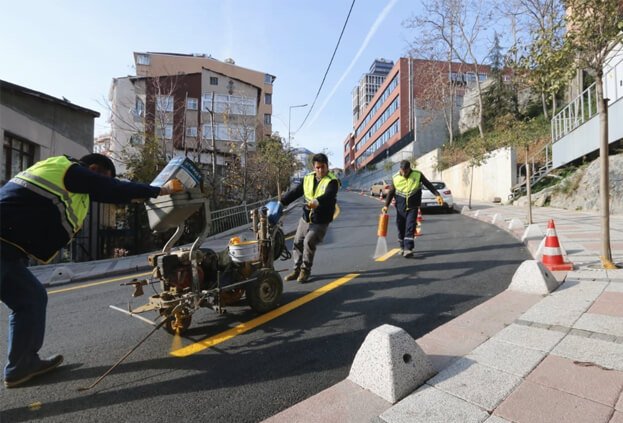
[129,134,143,146]
[156,95,174,112]
[132,97,145,120]
[156,124,173,139]
[186,98,198,110]
[136,54,150,65]
[264,74,274,84]
[3,132,36,184]
[478,73,488,81]
[264,93,272,104]
[204,93,256,115]
[186,126,198,137]
[264,114,271,125]
[210,77,218,86]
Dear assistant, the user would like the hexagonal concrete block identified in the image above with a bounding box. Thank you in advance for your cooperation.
[348,324,435,403]
[507,260,560,294]
[492,213,503,225]
[461,205,470,215]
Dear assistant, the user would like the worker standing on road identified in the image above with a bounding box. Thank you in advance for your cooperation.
[0,153,184,388]
[280,153,339,283]
[382,160,443,257]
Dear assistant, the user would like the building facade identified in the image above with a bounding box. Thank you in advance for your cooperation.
[344,58,491,174]
[108,52,275,176]
[0,79,101,262]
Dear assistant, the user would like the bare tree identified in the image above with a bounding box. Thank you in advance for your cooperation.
[405,0,492,139]
[565,0,623,269]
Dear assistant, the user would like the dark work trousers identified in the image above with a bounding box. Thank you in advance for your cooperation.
[292,218,329,273]
[396,208,418,251]
[0,244,48,379]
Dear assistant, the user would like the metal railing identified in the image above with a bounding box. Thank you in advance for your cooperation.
[208,198,274,236]
[551,51,623,142]
[510,143,554,200]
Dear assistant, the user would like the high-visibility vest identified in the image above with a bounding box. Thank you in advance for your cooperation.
[392,170,422,199]
[12,156,89,239]
[303,171,337,202]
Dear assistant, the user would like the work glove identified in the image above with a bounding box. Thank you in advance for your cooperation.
[160,178,184,196]
[381,206,388,214]
[436,195,444,206]
[307,199,319,209]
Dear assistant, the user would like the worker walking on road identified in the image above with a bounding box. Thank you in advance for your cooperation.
[382,160,443,257]
[280,153,339,283]
[0,153,184,388]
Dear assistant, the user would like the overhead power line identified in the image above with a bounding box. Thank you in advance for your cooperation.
[294,0,356,134]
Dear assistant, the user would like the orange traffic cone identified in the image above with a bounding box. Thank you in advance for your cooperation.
[415,208,423,237]
[541,219,573,271]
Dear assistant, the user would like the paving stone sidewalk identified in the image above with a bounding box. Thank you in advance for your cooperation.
[266,198,623,423]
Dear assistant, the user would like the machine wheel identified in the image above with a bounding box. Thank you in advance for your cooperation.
[246,269,283,313]
[272,228,285,260]
[163,310,192,335]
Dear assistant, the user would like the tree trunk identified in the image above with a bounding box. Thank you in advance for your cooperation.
[468,164,474,209]
[525,146,533,224]
[541,92,549,119]
[595,73,614,268]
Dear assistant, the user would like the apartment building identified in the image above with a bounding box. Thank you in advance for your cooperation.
[108,52,275,176]
[344,58,491,173]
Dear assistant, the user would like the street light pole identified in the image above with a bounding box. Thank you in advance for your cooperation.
[288,103,308,145]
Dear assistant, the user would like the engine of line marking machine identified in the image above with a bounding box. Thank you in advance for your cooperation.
[148,247,218,293]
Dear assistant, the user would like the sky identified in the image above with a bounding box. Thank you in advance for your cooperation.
[0,0,425,168]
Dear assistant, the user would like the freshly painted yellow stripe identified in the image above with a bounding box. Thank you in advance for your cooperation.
[170,273,360,357]
[48,272,152,295]
[375,248,400,262]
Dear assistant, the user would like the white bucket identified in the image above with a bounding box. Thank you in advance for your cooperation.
[228,240,259,263]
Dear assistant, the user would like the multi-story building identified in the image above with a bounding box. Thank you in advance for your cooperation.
[344,58,491,173]
[108,52,275,176]
[352,58,394,124]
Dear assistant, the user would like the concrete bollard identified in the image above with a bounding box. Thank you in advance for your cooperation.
[508,218,524,231]
[521,224,544,242]
[491,213,503,225]
[348,324,435,403]
[507,260,560,294]
[461,206,470,215]
[474,210,480,217]
[49,266,74,284]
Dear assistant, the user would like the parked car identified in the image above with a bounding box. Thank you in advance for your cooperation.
[421,181,454,212]
[370,180,391,198]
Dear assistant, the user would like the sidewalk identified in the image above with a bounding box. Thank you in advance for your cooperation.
[265,198,623,423]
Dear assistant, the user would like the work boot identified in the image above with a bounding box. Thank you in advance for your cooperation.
[284,268,300,281]
[297,269,311,283]
[403,249,414,258]
[4,354,64,388]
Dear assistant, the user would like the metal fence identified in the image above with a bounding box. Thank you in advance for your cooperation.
[551,53,623,142]
[207,198,274,236]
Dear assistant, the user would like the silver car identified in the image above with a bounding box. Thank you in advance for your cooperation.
[421,181,454,212]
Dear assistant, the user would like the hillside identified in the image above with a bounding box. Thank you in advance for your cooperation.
[515,153,623,215]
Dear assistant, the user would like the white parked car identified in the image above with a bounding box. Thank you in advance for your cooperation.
[421,181,454,212]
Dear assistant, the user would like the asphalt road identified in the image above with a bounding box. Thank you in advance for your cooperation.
[1,192,531,422]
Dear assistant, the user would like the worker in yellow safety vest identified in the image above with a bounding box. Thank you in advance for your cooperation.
[279,153,339,283]
[0,153,184,388]
[382,160,443,257]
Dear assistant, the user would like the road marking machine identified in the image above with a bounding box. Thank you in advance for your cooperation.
[81,159,287,391]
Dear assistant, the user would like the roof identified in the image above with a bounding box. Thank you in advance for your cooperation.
[0,80,100,117]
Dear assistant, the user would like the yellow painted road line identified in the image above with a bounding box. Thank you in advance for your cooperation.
[48,272,152,295]
[170,272,360,357]
[375,248,400,262]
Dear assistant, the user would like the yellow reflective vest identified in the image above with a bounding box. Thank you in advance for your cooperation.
[303,171,338,202]
[13,156,89,239]
[392,170,422,199]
